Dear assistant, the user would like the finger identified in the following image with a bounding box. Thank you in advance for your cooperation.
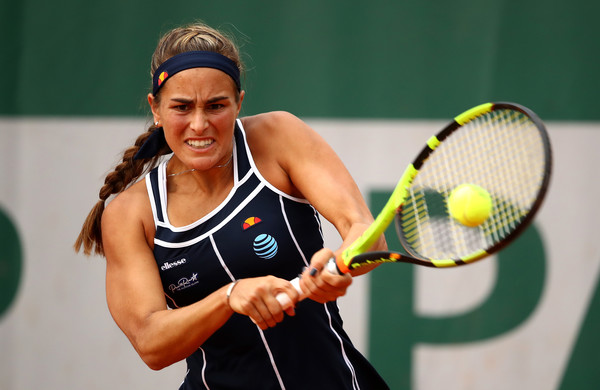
[276,293,294,310]
[233,291,280,329]
[299,271,336,303]
[301,265,352,303]
[320,268,352,289]
[283,305,296,317]
[258,295,289,328]
[301,248,331,292]
[275,274,305,310]
[249,302,278,329]
[309,248,335,270]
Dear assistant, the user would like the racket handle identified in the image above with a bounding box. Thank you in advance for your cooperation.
[275,277,302,309]
[275,258,342,309]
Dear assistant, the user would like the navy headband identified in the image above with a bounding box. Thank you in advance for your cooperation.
[152,50,241,96]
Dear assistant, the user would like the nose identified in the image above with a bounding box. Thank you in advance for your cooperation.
[190,109,208,134]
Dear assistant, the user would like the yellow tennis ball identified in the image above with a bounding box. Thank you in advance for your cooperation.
[448,184,493,227]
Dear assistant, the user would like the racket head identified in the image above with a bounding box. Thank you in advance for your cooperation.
[393,102,552,267]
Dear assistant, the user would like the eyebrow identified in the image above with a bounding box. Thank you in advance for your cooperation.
[170,96,230,104]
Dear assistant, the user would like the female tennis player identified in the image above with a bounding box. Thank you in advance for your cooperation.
[75,22,389,389]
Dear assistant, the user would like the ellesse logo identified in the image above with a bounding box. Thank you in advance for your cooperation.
[160,258,187,271]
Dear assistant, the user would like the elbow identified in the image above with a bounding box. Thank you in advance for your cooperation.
[138,348,173,371]
[133,337,177,371]
[145,359,169,372]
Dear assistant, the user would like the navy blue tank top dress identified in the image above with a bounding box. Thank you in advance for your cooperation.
[145,119,389,390]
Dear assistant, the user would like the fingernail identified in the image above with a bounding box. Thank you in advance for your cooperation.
[309,267,318,276]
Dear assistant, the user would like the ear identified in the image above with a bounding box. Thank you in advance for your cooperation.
[148,93,160,123]
[236,90,245,117]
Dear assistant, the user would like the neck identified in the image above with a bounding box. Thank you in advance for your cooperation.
[167,153,233,177]
[166,155,234,193]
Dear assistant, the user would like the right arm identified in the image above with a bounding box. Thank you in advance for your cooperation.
[102,183,297,370]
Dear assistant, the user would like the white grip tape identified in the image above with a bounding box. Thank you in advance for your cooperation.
[326,258,341,275]
[290,277,303,294]
[275,277,301,309]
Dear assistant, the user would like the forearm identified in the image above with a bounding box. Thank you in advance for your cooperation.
[122,284,233,370]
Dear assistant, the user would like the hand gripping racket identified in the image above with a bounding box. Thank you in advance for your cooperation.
[276,102,552,308]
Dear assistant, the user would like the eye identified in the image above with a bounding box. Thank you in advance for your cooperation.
[207,103,225,111]
[174,104,189,111]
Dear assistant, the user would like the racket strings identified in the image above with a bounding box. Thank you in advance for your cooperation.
[399,108,547,261]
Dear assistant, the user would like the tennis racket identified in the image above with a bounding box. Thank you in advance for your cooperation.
[276,101,552,308]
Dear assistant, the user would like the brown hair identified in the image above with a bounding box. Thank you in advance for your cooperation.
[74,22,244,256]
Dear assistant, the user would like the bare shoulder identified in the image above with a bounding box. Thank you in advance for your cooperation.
[242,111,339,201]
[103,179,148,220]
[240,112,327,198]
[241,110,301,128]
[241,111,312,141]
[102,179,154,250]
[241,111,327,159]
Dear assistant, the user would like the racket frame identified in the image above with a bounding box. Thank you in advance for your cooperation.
[334,102,552,272]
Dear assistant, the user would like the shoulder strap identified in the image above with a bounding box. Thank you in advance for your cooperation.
[145,162,167,225]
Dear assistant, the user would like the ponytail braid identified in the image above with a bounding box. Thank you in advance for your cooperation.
[73,125,169,256]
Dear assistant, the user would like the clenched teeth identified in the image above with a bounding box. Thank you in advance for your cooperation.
[187,139,214,148]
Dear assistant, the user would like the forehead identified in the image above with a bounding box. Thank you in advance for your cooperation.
[160,67,237,96]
